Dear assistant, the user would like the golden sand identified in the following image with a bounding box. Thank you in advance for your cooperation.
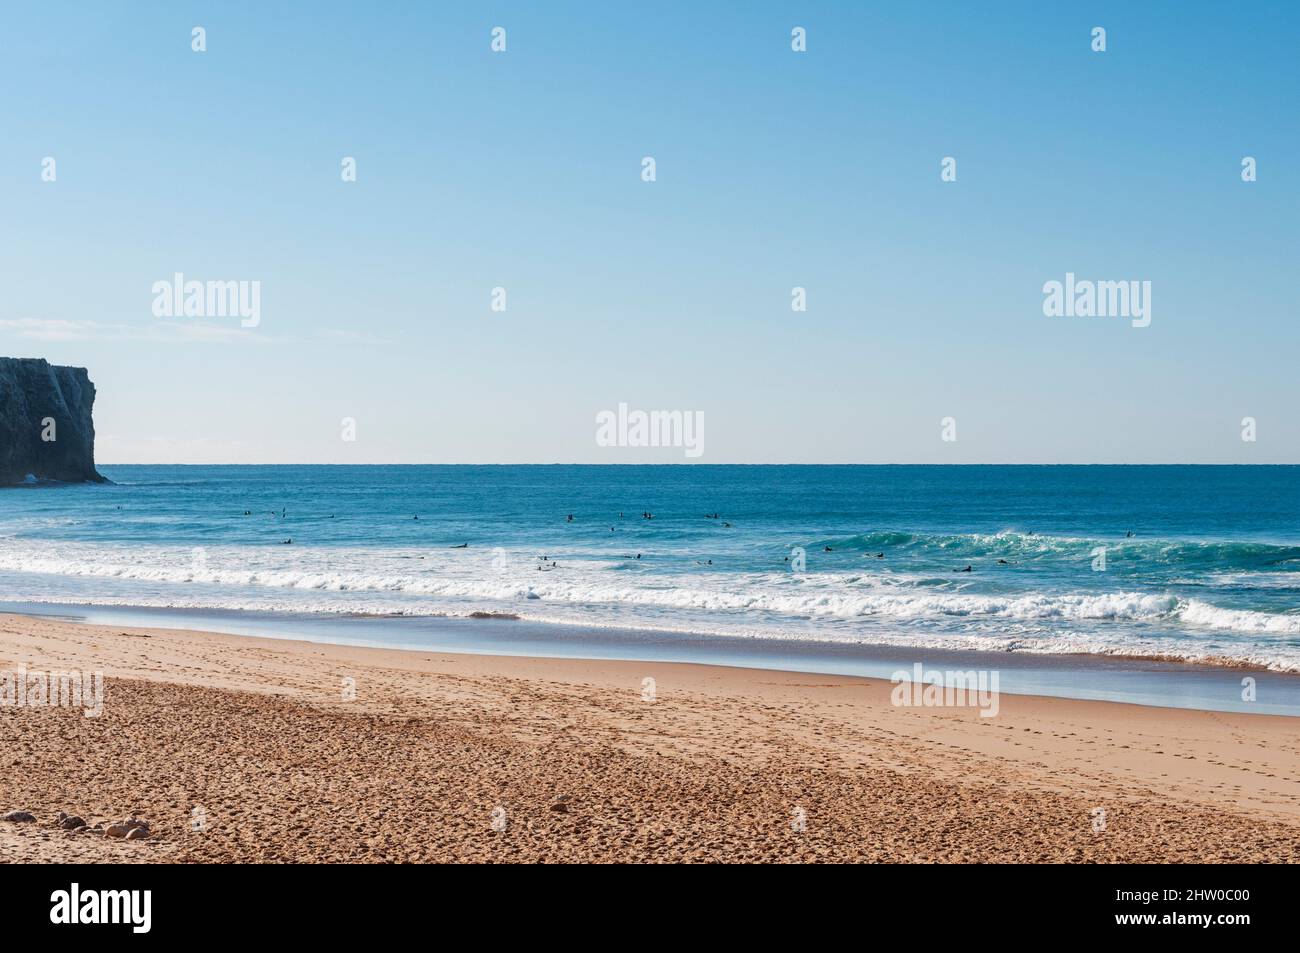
[2,613,1298,863]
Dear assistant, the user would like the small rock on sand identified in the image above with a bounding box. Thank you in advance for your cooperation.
[125,827,150,840]
[2,811,36,823]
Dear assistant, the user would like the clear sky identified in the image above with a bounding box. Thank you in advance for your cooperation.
[2,1,1297,464]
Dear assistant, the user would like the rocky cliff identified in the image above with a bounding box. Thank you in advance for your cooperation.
[0,358,106,484]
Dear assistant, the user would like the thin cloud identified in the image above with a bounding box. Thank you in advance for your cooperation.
[319,327,390,344]
[0,318,266,344]
[1,318,377,346]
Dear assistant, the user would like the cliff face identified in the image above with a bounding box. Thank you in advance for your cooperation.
[0,358,106,484]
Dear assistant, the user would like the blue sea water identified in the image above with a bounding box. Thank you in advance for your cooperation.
[3,465,1300,673]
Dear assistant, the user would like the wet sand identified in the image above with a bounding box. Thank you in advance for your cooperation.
[2,612,1298,863]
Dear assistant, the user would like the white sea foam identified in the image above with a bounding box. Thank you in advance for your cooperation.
[2,541,1299,644]
[1205,571,1300,590]
[3,585,1297,673]
[1179,599,1300,635]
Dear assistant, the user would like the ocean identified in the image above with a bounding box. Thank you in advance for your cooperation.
[3,465,1300,682]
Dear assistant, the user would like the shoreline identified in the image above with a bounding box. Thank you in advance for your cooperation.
[2,611,1300,862]
[4,600,1299,717]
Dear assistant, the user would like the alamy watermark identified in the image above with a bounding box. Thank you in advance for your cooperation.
[890,663,1000,718]
[50,884,151,934]
[1,667,104,718]
[596,403,704,458]
[151,272,260,327]
[1042,272,1150,328]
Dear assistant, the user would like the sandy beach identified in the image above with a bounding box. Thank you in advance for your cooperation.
[1,611,1298,863]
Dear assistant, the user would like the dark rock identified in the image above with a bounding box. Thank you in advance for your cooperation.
[58,814,86,830]
[0,358,106,485]
[2,810,36,823]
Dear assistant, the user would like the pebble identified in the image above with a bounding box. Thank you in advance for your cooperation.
[2,810,36,823]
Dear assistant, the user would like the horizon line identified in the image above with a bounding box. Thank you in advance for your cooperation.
[93,461,1300,468]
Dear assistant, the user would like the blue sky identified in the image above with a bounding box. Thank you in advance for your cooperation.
[2,1,1297,463]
